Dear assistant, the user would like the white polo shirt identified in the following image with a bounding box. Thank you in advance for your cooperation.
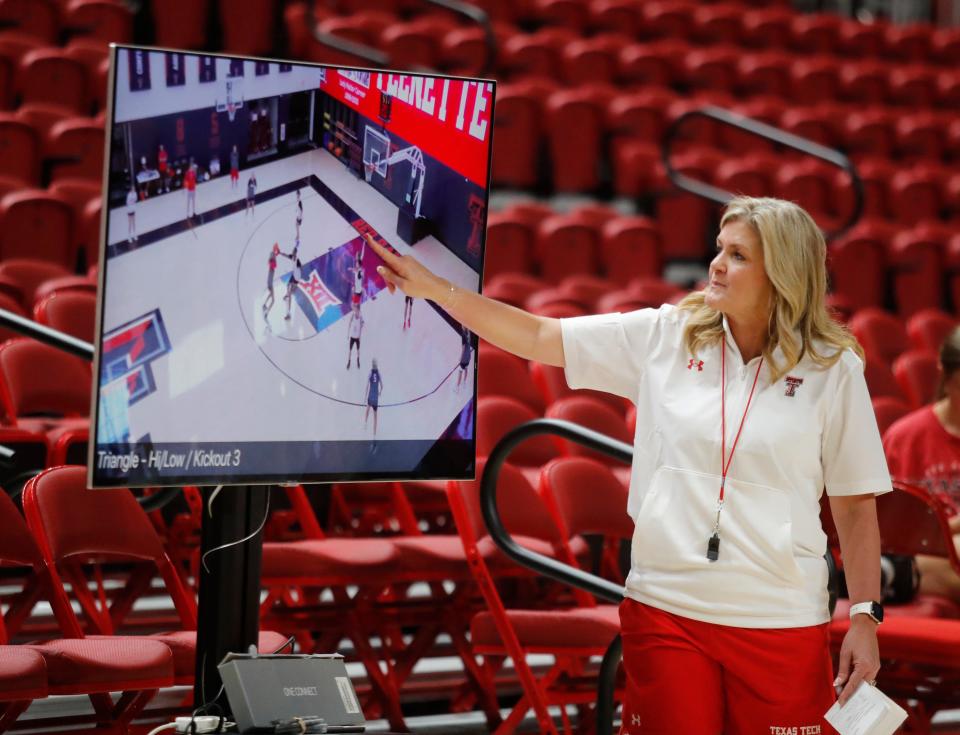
[561,304,892,628]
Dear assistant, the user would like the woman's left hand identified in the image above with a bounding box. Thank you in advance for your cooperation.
[834,617,880,705]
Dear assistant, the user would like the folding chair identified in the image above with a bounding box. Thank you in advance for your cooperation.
[21,466,287,688]
[0,488,175,733]
[448,458,622,735]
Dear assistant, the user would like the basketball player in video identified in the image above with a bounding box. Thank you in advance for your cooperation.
[157,143,169,192]
[295,188,303,238]
[351,240,365,308]
[365,358,383,435]
[403,294,414,330]
[346,303,364,369]
[230,145,240,190]
[283,255,303,321]
[246,172,257,217]
[126,186,138,243]
[456,325,473,390]
[263,242,281,318]
[184,160,198,219]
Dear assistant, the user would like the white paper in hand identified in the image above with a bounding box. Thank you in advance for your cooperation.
[824,682,907,735]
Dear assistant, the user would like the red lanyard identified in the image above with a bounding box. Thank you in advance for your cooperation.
[708,342,763,561]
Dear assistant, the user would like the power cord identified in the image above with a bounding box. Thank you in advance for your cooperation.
[201,489,271,574]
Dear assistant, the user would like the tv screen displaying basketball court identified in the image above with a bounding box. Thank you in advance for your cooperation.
[89,46,494,487]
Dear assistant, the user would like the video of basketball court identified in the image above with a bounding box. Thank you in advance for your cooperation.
[94,49,493,484]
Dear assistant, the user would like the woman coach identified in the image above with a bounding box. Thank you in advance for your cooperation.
[369,197,886,733]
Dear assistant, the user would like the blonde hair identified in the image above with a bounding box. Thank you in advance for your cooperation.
[677,196,862,382]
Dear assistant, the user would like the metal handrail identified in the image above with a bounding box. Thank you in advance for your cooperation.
[480,418,632,733]
[662,105,864,241]
[0,308,93,360]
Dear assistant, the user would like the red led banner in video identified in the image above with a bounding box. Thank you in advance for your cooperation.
[321,69,492,188]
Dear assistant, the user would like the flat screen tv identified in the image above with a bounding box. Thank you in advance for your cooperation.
[89,46,494,488]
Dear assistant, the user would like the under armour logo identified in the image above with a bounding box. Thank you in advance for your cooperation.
[631,714,642,726]
[687,359,704,371]
[784,376,804,397]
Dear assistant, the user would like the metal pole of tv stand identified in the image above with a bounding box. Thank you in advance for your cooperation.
[0,308,267,714]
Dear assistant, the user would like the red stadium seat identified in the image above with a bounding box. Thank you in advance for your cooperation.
[560,34,622,86]
[736,52,791,98]
[607,87,674,149]
[0,259,71,310]
[555,273,614,310]
[484,272,548,309]
[490,80,552,190]
[655,145,724,261]
[618,40,682,88]
[895,111,946,161]
[525,288,585,315]
[499,28,575,80]
[884,22,933,63]
[0,112,39,184]
[892,349,939,409]
[889,64,939,108]
[483,210,537,284]
[536,210,603,283]
[871,395,910,436]
[779,106,839,149]
[849,308,908,366]
[151,0,209,50]
[218,0,276,55]
[682,45,739,94]
[0,338,89,465]
[789,12,842,54]
[639,0,695,40]
[47,117,104,181]
[478,342,545,412]
[589,0,640,38]
[839,59,891,105]
[534,0,591,29]
[932,25,960,65]
[64,0,133,43]
[476,396,558,472]
[529,360,629,419]
[0,0,59,43]
[906,308,957,353]
[714,154,775,199]
[741,7,794,49]
[837,18,887,58]
[440,27,489,78]
[788,55,840,105]
[32,273,95,305]
[690,3,743,46]
[0,190,75,269]
[828,219,891,311]
[544,85,611,194]
[938,71,960,112]
[33,288,96,342]
[843,109,896,160]
[863,352,906,400]
[546,395,632,467]
[379,20,441,70]
[599,215,661,286]
[774,158,837,231]
[889,166,945,226]
[18,49,89,114]
[15,102,73,154]
[890,224,948,317]
[0,645,46,726]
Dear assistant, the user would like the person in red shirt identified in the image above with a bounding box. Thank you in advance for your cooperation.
[184,161,197,219]
[883,326,960,604]
[157,143,169,192]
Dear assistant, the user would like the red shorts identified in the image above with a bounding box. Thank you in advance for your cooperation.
[351,292,361,305]
[230,167,239,181]
[619,600,837,735]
